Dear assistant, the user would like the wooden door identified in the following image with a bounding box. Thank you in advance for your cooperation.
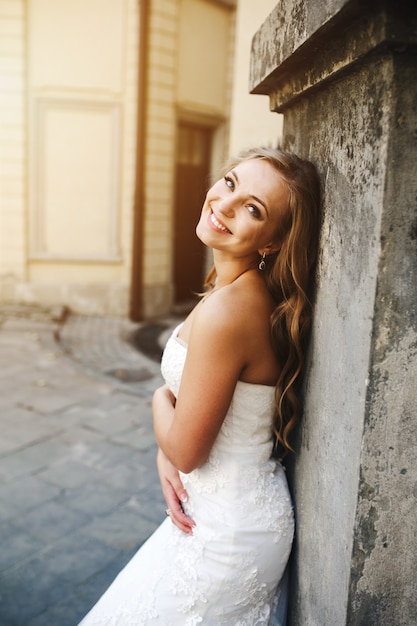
[174,123,212,307]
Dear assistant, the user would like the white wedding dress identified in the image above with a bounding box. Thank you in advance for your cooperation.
[79,324,294,626]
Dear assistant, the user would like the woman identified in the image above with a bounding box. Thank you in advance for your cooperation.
[79,147,321,625]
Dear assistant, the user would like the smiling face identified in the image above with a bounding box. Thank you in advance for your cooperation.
[196,158,290,263]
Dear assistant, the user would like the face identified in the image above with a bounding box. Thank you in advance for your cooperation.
[196,158,290,262]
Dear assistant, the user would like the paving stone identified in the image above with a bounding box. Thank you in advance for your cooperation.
[106,402,154,428]
[0,475,61,513]
[0,521,44,571]
[55,425,105,446]
[92,390,152,410]
[125,493,166,527]
[0,497,17,523]
[81,506,157,551]
[99,459,159,493]
[40,550,139,626]
[0,361,31,380]
[31,532,120,585]
[13,499,91,543]
[51,377,113,402]
[51,405,109,429]
[75,548,137,611]
[0,564,73,625]
[79,407,143,437]
[81,439,138,471]
[0,439,71,482]
[0,306,177,624]
[24,389,79,414]
[2,319,53,333]
[1,405,44,421]
[26,592,86,626]
[0,435,26,456]
[62,482,131,516]
[36,460,104,490]
[0,415,63,450]
[113,428,156,451]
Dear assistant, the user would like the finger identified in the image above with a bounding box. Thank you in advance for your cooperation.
[168,472,189,507]
[167,509,194,534]
[168,509,194,534]
[163,482,195,534]
[156,448,195,531]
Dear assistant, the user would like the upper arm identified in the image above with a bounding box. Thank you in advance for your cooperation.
[166,296,248,472]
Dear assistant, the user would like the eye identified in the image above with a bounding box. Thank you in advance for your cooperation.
[224,175,234,190]
[247,204,262,219]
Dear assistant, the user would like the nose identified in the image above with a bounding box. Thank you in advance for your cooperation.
[217,195,235,217]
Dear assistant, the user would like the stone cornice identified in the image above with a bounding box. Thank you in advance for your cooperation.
[249,0,417,112]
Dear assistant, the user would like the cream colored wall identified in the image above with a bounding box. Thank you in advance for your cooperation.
[228,0,281,156]
[0,0,278,318]
[25,0,139,315]
[0,0,27,301]
[0,0,139,315]
[177,0,232,119]
[142,0,235,317]
[142,0,179,316]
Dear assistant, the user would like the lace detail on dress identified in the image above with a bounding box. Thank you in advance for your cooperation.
[78,323,294,626]
[160,324,186,397]
[167,526,213,624]
[181,453,228,498]
[237,463,294,544]
[214,550,272,625]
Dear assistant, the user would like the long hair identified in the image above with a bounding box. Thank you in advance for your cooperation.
[205,147,321,454]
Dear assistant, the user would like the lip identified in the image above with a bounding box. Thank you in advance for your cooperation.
[208,210,232,234]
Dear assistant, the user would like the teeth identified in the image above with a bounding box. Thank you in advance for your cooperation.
[211,212,230,232]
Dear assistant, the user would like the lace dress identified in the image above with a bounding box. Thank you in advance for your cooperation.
[78,324,294,626]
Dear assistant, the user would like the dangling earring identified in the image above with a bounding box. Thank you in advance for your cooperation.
[258,252,266,271]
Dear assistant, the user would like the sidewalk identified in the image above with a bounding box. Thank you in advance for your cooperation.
[0,305,180,626]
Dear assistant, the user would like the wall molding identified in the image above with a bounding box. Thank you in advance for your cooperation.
[29,95,122,262]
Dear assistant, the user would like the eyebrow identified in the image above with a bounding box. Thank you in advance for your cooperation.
[230,169,270,217]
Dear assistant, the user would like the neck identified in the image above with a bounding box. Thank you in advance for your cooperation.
[211,250,258,289]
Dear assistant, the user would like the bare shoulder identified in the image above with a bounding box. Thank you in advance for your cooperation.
[191,272,273,347]
[184,271,279,385]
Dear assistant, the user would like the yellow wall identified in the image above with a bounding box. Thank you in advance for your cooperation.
[229,0,282,155]
[177,0,232,117]
[142,0,179,314]
[0,0,280,317]
[0,0,139,315]
[142,0,235,317]
[0,0,26,299]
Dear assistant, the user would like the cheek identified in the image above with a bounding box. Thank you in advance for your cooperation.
[196,205,208,233]
[207,180,222,197]
[250,224,278,248]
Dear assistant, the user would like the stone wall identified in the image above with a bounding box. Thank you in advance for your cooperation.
[250,1,417,624]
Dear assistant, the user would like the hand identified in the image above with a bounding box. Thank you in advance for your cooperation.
[154,383,176,407]
[157,448,196,535]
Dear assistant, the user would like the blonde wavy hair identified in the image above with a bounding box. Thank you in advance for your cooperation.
[204,147,321,455]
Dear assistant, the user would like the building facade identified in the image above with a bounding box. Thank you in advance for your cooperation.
[0,0,279,319]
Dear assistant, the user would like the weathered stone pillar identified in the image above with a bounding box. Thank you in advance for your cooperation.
[250,2,417,625]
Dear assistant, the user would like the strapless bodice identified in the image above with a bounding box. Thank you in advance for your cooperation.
[161,324,277,459]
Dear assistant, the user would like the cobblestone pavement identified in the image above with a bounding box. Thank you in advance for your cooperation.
[0,305,181,626]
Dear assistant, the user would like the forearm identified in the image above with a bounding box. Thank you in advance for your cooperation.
[152,384,176,460]
[153,384,208,473]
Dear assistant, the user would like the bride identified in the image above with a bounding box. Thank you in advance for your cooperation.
[78,147,321,625]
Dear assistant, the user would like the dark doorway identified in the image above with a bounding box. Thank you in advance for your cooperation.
[174,122,212,307]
